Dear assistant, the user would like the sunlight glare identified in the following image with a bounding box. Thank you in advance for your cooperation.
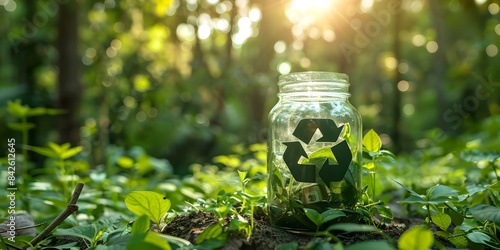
[289,0,333,16]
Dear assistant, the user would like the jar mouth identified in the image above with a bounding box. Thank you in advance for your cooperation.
[278,71,350,99]
[278,71,349,86]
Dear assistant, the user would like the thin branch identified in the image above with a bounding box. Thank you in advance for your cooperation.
[22,183,84,250]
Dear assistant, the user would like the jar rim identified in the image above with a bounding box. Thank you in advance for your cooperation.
[278,71,349,86]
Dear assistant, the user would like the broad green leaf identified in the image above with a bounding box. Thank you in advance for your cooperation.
[54,224,98,243]
[144,232,172,250]
[7,122,36,131]
[431,212,451,231]
[301,147,335,165]
[426,184,459,202]
[320,209,346,224]
[466,231,494,245]
[125,191,171,225]
[449,228,468,248]
[490,181,500,192]
[117,156,135,168]
[195,224,224,244]
[398,227,433,250]
[363,129,381,153]
[26,107,48,117]
[126,233,168,250]
[469,204,500,223]
[61,146,83,160]
[373,204,394,223]
[400,195,426,204]
[304,208,322,227]
[345,240,395,250]
[28,146,59,159]
[131,215,150,234]
[466,185,488,196]
[445,208,464,226]
[326,223,380,233]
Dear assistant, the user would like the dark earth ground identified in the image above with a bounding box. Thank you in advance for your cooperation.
[161,211,425,250]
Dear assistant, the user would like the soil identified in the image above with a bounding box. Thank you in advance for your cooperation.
[161,210,423,249]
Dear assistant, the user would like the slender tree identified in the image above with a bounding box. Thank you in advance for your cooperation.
[56,0,82,145]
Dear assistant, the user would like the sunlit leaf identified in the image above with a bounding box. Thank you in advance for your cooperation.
[398,226,433,250]
[449,228,468,248]
[469,204,500,223]
[363,162,375,170]
[28,146,59,159]
[426,184,459,202]
[431,212,451,231]
[125,191,171,225]
[61,146,83,160]
[131,215,150,234]
[117,156,135,168]
[363,129,381,153]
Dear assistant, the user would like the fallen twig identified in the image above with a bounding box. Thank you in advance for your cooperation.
[22,183,84,249]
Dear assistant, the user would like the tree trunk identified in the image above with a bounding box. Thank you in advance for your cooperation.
[57,1,82,146]
[428,0,448,130]
[392,4,402,152]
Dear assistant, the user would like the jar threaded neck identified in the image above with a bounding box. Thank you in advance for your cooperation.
[278,72,350,99]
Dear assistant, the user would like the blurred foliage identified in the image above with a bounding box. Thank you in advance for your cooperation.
[1,0,499,170]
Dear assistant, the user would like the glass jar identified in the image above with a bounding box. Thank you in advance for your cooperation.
[267,72,362,232]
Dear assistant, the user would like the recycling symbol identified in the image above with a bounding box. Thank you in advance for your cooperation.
[283,119,352,184]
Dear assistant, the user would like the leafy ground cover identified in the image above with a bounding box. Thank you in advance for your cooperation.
[1,101,500,249]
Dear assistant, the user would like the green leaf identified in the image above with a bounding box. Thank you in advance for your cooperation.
[393,180,422,198]
[431,212,451,231]
[326,223,380,233]
[400,195,426,204]
[469,204,500,223]
[301,147,335,165]
[304,208,322,227]
[398,226,434,250]
[117,156,135,168]
[126,232,170,250]
[363,129,381,153]
[54,224,98,244]
[460,150,500,163]
[28,146,59,159]
[466,231,494,245]
[490,181,500,192]
[320,209,346,224]
[60,146,82,160]
[445,208,464,226]
[195,224,224,244]
[426,184,459,202]
[373,204,394,223]
[449,228,468,248]
[7,122,36,131]
[125,191,171,225]
[131,215,150,234]
[345,240,395,250]
[6,99,29,118]
[363,162,375,170]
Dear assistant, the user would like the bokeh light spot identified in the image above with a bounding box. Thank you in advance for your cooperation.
[426,41,438,53]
